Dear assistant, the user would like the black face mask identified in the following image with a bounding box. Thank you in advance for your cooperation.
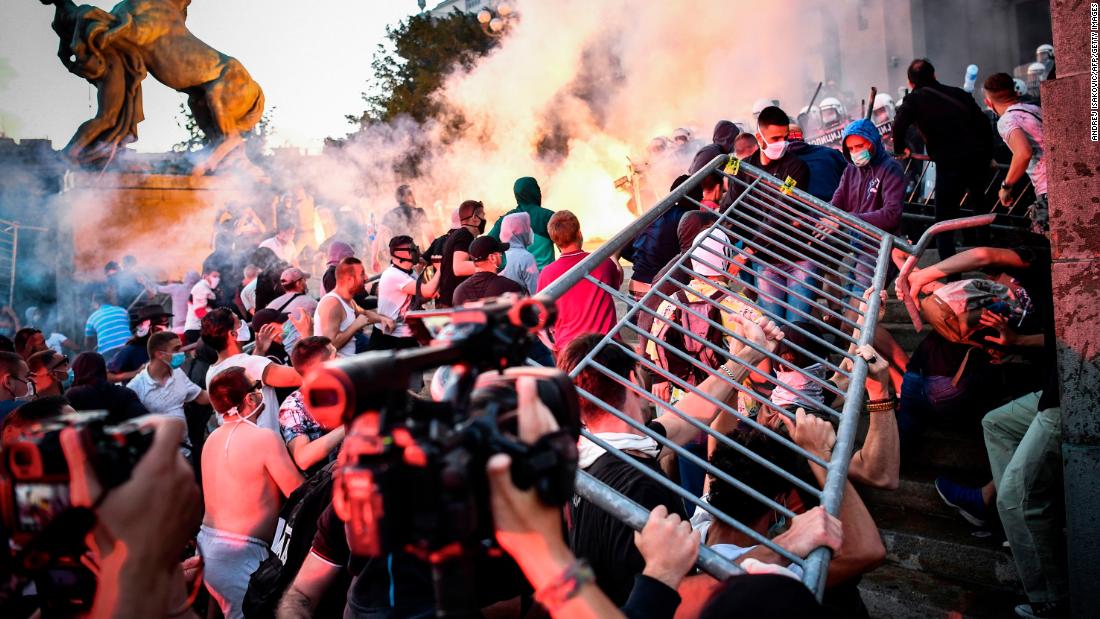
[394,246,421,266]
[465,216,486,234]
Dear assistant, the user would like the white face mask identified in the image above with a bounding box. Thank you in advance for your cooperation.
[207,276,221,289]
[760,138,789,160]
[236,321,251,342]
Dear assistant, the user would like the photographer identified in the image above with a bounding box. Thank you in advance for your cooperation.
[558,315,784,605]
[55,417,202,618]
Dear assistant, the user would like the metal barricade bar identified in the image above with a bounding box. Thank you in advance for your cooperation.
[532,155,996,598]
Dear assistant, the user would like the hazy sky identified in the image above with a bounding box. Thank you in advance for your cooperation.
[0,1,420,152]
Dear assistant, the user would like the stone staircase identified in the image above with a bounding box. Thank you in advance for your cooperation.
[859,251,1024,617]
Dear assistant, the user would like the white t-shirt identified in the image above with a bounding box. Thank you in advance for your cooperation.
[691,505,804,579]
[996,103,1046,196]
[128,368,202,447]
[205,353,281,434]
[376,265,416,339]
[184,280,217,331]
[259,237,298,264]
[241,279,258,314]
[45,332,69,355]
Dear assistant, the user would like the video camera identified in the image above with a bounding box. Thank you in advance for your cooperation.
[302,295,580,614]
[0,411,152,561]
[0,411,152,612]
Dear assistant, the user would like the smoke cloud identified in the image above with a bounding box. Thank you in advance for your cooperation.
[27,0,952,285]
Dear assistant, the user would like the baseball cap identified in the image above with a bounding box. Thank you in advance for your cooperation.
[280,267,309,286]
[468,236,509,261]
[134,303,172,323]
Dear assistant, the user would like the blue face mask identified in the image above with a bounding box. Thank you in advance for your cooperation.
[169,352,186,369]
[63,368,75,390]
[852,149,873,167]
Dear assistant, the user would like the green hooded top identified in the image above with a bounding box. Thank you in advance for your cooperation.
[488,177,556,269]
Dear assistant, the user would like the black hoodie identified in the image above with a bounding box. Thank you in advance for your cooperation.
[688,121,740,173]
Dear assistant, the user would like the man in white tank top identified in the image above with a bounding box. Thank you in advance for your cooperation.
[314,257,392,357]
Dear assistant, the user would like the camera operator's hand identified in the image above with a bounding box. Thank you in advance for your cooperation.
[61,417,201,618]
[635,505,699,590]
[488,377,565,580]
[487,379,623,617]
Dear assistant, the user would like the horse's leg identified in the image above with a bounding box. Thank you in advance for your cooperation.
[192,60,261,176]
[65,55,128,163]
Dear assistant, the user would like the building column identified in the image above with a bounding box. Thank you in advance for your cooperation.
[1045,1,1100,617]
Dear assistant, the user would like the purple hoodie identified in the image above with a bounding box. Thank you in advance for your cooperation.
[830,119,905,234]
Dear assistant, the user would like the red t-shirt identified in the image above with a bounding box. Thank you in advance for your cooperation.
[537,251,623,352]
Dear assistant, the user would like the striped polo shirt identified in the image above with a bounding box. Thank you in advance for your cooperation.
[84,304,131,354]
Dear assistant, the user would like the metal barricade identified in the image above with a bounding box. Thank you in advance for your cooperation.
[536,154,993,598]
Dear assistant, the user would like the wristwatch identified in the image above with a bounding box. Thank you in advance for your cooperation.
[1000,181,1014,190]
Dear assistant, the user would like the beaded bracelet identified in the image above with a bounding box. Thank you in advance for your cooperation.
[866,398,897,413]
[535,559,595,612]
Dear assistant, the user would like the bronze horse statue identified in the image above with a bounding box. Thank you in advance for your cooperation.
[40,0,264,175]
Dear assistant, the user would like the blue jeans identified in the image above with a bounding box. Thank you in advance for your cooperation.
[753,260,818,321]
[897,370,973,449]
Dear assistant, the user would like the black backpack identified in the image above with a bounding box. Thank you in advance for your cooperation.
[243,462,336,618]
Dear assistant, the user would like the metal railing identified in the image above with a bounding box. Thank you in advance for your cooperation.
[0,219,49,308]
[535,154,993,598]
[900,155,1035,224]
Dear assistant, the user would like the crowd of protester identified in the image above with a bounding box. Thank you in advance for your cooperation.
[0,52,1064,619]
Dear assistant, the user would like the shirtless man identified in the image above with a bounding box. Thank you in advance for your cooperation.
[314,257,392,357]
[201,366,303,619]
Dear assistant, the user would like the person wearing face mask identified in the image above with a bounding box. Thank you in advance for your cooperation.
[200,366,303,619]
[372,236,440,357]
[499,211,541,295]
[452,236,524,306]
[727,106,814,321]
[830,119,906,237]
[184,264,222,345]
[27,349,70,398]
[438,199,488,308]
[106,303,173,383]
[746,106,811,190]
[0,351,35,419]
[127,331,210,460]
[201,308,302,434]
[488,177,557,269]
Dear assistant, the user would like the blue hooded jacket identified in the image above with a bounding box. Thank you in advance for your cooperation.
[787,140,847,202]
[830,119,905,233]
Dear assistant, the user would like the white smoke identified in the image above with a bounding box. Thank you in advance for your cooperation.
[43,0,906,282]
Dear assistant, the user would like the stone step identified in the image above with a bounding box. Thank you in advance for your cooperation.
[906,423,993,479]
[859,562,1019,619]
[870,505,1018,588]
[879,321,927,354]
[860,469,958,520]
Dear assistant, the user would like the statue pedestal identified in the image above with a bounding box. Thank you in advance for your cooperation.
[61,172,253,279]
